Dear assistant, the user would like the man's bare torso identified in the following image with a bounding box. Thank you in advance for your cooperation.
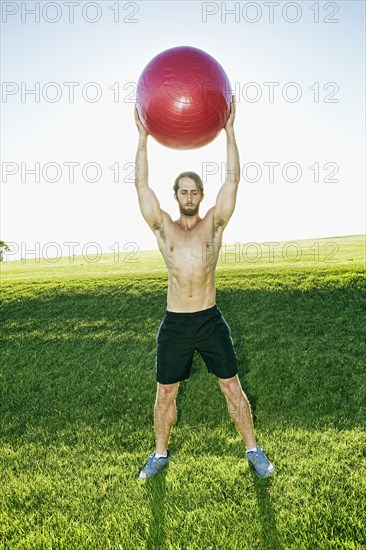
[153,207,223,312]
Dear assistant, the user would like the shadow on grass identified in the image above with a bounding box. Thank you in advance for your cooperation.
[253,477,284,550]
[144,468,168,550]
[2,278,365,445]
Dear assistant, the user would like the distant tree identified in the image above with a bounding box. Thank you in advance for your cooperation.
[0,241,10,262]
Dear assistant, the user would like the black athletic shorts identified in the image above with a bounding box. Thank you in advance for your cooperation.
[155,304,238,384]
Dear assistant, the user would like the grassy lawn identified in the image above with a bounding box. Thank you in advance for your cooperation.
[1,235,365,549]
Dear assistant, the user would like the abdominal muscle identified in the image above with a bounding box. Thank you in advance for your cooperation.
[166,262,216,312]
[159,218,221,313]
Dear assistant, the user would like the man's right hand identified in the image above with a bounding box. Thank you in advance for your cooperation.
[133,105,164,234]
[134,106,148,139]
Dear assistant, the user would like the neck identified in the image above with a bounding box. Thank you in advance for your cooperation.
[176,213,201,230]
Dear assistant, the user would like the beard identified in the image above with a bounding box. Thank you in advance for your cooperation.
[179,203,200,216]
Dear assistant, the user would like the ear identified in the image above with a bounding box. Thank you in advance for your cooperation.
[174,193,178,202]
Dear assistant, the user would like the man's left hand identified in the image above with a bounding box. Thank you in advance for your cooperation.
[225,96,236,131]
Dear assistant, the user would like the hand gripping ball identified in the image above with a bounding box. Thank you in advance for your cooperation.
[136,46,232,149]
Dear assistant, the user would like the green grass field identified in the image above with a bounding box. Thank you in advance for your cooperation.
[1,235,365,549]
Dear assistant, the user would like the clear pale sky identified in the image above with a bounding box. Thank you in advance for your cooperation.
[1,0,365,261]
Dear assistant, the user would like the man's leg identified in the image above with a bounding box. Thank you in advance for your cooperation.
[154,381,180,455]
[219,374,275,477]
[219,375,256,450]
[138,381,179,479]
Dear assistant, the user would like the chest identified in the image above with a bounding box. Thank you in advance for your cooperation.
[164,224,221,264]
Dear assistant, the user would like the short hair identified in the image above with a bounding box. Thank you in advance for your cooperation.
[173,171,204,195]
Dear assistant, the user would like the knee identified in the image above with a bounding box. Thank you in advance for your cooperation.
[219,375,241,399]
[156,382,179,404]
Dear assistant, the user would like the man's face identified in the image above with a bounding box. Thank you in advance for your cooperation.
[175,177,204,217]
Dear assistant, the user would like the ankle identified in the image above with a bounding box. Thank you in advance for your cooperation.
[155,450,168,458]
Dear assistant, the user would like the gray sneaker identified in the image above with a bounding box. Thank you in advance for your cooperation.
[246,446,275,478]
[138,451,170,479]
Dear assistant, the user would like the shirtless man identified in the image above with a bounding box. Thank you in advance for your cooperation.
[134,99,274,479]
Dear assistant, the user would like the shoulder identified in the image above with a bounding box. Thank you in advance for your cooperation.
[203,206,215,224]
[204,206,225,234]
[152,210,175,242]
[162,210,175,227]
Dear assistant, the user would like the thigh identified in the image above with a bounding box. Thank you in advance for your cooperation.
[156,320,195,384]
[196,315,238,379]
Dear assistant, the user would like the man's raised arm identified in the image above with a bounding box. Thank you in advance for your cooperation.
[134,107,164,232]
[213,97,240,230]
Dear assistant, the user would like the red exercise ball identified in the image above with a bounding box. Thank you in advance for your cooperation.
[136,46,232,149]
